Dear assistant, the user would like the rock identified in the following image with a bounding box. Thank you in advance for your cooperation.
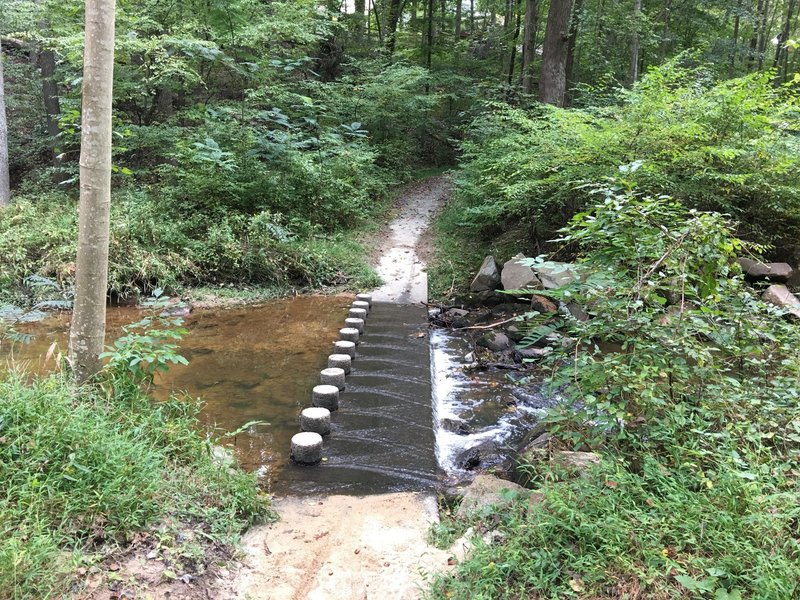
[440,418,473,436]
[477,331,513,352]
[738,258,793,282]
[565,302,589,322]
[505,324,524,342]
[530,295,558,314]
[474,290,504,307]
[444,308,471,328]
[455,474,529,518]
[532,262,584,290]
[762,284,800,319]
[501,254,542,291]
[517,346,552,360]
[470,256,501,292]
[551,451,601,473]
[448,527,475,563]
[454,439,509,473]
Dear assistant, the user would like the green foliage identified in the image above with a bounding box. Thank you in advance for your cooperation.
[432,189,800,598]
[455,63,800,256]
[0,370,270,598]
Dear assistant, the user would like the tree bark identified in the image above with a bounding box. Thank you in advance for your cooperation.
[455,0,462,38]
[70,0,116,384]
[757,0,770,70]
[772,0,797,81]
[538,0,572,106]
[385,0,404,55]
[658,0,672,62]
[470,0,475,32]
[564,0,583,98]
[426,0,434,70]
[730,0,741,76]
[522,0,540,94]
[629,0,642,84]
[0,41,10,207]
[507,0,523,84]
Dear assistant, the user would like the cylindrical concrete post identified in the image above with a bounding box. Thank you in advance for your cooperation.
[291,431,323,465]
[344,317,365,334]
[300,407,331,436]
[328,353,352,374]
[348,307,368,320]
[352,300,370,314]
[312,384,340,411]
[320,367,346,390]
[334,340,356,358]
[356,293,372,306]
[339,327,360,344]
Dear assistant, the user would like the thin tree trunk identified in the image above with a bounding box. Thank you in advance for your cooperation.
[470,0,475,32]
[70,0,116,383]
[772,0,797,81]
[565,0,583,98]
[629,0,642,84]
[427,0,434,69]
[508,0,523,84]
[658,0,672,61]
[455,0,462,37]
[538,0,572,106]
[0,41,10,207]
[730,1,741,76]
[748,0,763,69]
[522,0,540,94]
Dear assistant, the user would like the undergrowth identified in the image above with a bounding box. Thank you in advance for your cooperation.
[0,310,271,597]
[428,187,800,599]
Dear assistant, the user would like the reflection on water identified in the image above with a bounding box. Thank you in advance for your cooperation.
[1,296,352,490]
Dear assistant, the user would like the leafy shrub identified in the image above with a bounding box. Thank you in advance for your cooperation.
[454,62,800,257]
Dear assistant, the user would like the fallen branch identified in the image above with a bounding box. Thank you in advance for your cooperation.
[456,315,524,330]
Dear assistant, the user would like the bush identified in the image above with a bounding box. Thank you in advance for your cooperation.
[0,369,269,598]
[454,62,800,257]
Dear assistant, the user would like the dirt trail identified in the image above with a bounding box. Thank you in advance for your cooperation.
[227,176,453,599]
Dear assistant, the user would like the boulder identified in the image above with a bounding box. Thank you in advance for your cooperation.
[762,284,800,319]
[565,301,589,322]
[517,346,552,361]
[738,258,793,282]
[455,440,505,471]
[440,418,473,436]
[470,256,502,292]
[501,254,542,291]
[519,449,601,479]
[532,262,584,289]
[531,295,558,314]
[505,324,524,342]
[455,474,529,518]
[477,331,513,352]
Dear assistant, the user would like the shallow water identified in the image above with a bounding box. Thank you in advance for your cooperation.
[1,297,353,490]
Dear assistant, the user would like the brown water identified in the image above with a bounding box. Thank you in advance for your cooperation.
[1,296,353,489]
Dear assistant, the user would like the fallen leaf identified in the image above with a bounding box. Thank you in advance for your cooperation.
[569,578,585,592]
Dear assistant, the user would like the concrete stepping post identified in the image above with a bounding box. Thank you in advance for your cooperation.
[352,300,370,314]
[312,384,340,411]
[328,353,352,374]
[320,367,346,390]
[334,340,356,358]
[300,407,331,436]
[344,317,365,334]
[339,327,360,344]
[290,432,323,465]
[348,307,368,320]
[356,293,372,306]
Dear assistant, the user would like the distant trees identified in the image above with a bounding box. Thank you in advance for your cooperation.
[69,0,116,383]
[0,40,9,207]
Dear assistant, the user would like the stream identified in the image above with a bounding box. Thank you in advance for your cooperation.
[2,297,549,493]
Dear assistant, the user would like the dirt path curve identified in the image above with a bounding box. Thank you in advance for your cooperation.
[226,176,452,600]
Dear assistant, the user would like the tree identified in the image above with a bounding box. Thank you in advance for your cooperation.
[385,0,404,55]
[0,40,9,207]
[522,0,540,94]
[629,0,642,84]
[539,0,573,106]
[69,0,116,383]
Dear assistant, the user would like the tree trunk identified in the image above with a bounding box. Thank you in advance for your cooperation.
[772,0,797,81]
[658,0,672,61]
[455,0,462,38]
[0,41,10,207]
[385,0,403,55]
[507,0,523,84]
[70,0,116,384]
[427,0,434,69]
[538,0,572,106]
[522,0,540,94]
[629,0,642,84]
[470,0,475,32]
[757,0,770,70]
[730,1,741,76]
[564,0,583,98]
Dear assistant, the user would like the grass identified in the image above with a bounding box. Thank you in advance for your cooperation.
[428,457,800,599]
[0,371,271,598]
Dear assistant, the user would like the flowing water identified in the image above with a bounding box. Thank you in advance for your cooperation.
[3,297,548,494]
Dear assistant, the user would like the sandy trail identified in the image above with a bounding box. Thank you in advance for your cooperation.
[227,176,452,599]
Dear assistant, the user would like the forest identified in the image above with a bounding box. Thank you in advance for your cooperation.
[1,0,799,597]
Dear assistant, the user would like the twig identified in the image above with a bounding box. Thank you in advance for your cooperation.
[456,315,523,330]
